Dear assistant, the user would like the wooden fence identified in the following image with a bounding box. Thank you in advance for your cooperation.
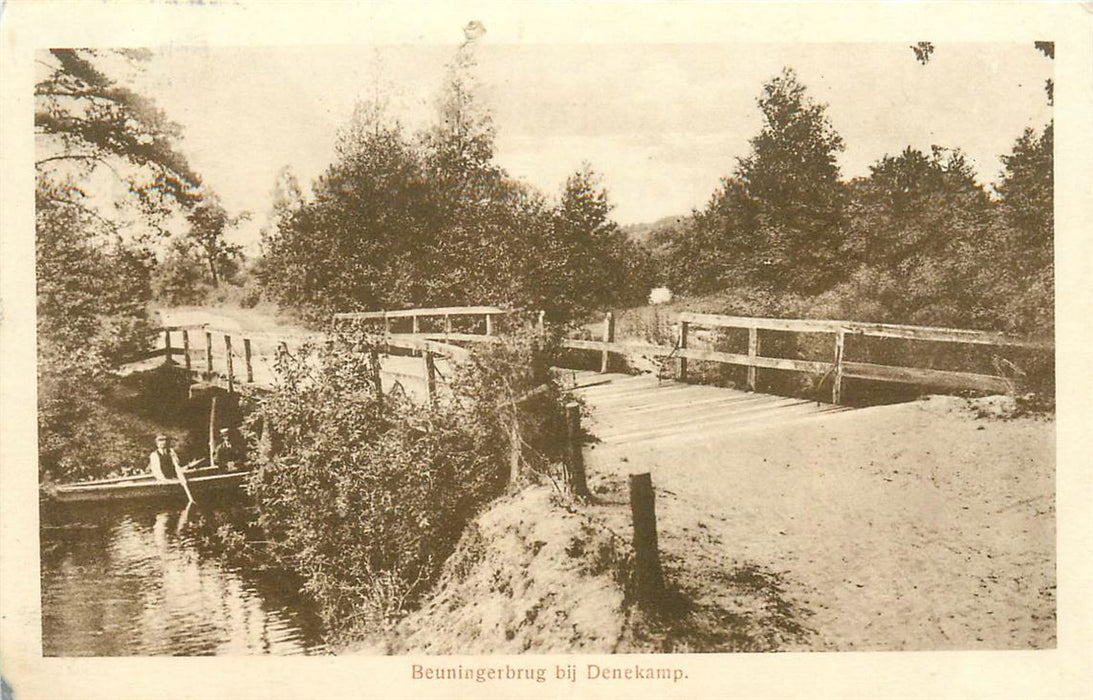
[126,324,279,392]
[130,307,1051,404]
[562,312,1051,404]
[335,306,1050,405]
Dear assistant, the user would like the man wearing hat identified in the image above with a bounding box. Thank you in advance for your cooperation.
[214,428,243,471]
[149,434,182,481]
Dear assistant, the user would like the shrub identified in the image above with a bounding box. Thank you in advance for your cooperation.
[243,318,569,642]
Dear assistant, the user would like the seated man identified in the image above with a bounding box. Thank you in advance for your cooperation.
[214,428,243,471]
[149,434,182,481]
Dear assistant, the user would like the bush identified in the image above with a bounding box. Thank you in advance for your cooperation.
[243,318,569,642]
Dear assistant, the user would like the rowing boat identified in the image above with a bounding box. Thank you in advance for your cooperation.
[47,466,250,505]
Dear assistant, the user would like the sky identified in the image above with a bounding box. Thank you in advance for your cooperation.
[130,41,1052,249]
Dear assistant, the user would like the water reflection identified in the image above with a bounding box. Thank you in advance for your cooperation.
[41,504,327,656]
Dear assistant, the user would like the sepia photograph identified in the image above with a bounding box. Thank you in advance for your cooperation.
[2,2,1091,699]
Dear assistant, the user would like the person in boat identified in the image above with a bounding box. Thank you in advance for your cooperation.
[214,428,243,471]
[148,434,183,481]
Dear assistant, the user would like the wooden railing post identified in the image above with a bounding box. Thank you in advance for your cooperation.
[600,311,615,374]
[537,310,546,337]
[565,403,590,498]
[424,351,437,404]
[833,328,845,405]
[208,395,218,466]
[444,314,453,335]
[629,472,665,607]
[509,418,522,485]
[224,335,235,393]
[370,347,384,410]
[163,330,172,366]
[244,338,254,384]
[678,320,689,382]
[747,326,759,392]
[412,314,420,335]
[205,331,214,378]
[485,313,494,336]
[182,330,191,371]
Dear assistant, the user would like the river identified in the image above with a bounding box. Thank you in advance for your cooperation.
[40,503,328,656]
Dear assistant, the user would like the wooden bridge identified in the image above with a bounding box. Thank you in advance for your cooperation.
[128,304,1050,408]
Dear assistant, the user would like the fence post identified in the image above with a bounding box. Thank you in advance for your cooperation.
[600,311,615,374]
[509,417,522,485]
[424,350,437,404]
[565,403,590,498]
[244,338,254,384]
[412,314,420,335]
[629,472,665,607]
[833,328,845,405]
[205,331,214,378]
[224,335,234,393]
[444,314,453,335]
[678,320,689,382]
[383,311,391,354]
[182,330,191,371]
[208,394,218,466]
[747,326,759,392]
[163,330,172,366]
[370,347,384,409]
[537,310,546,337]
[485,313,494,336]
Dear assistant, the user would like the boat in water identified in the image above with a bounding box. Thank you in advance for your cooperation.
[47,466,250,506]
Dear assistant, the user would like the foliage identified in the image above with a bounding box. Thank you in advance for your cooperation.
[657,68,848,297]
[244,321,569,641]
[35,49,202,230]
[260,48,650,324]
[185,197,248,287]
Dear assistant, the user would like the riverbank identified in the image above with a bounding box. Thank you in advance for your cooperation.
[350,392,1054,653]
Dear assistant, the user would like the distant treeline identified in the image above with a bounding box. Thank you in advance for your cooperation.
[261,57,1052,340]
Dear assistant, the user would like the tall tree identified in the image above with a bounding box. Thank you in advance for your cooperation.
[672,68,848,297]
[735,67,848,294]
[185,197,248,287]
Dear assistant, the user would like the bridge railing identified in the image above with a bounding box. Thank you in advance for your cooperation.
[564,311,1051,404]
[127,324,321,392]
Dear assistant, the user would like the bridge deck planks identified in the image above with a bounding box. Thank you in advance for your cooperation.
[572,373,851,447]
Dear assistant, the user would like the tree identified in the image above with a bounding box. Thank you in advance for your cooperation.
[676,68,849,296]
[526,165,652,318]
[35,49,202,229]
[185,197,248,287]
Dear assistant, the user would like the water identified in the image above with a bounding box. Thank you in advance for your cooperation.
[40,504,328,656]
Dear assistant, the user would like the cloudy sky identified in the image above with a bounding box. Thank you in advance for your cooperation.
[131,41,1052,247]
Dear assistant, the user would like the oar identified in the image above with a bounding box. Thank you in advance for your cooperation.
[177,458,202,504]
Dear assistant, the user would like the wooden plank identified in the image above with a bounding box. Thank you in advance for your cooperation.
[677,347,831,374]
[679,312,844,334]
[334,306,507,321]
[678,312,1050,349]
[123,347,168,363]
[844,323,1050,349]
[841,361,1010,393]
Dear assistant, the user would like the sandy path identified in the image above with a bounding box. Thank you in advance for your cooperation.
[581,384,1055,650]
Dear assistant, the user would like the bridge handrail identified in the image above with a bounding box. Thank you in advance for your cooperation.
[677,312,1051,349]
